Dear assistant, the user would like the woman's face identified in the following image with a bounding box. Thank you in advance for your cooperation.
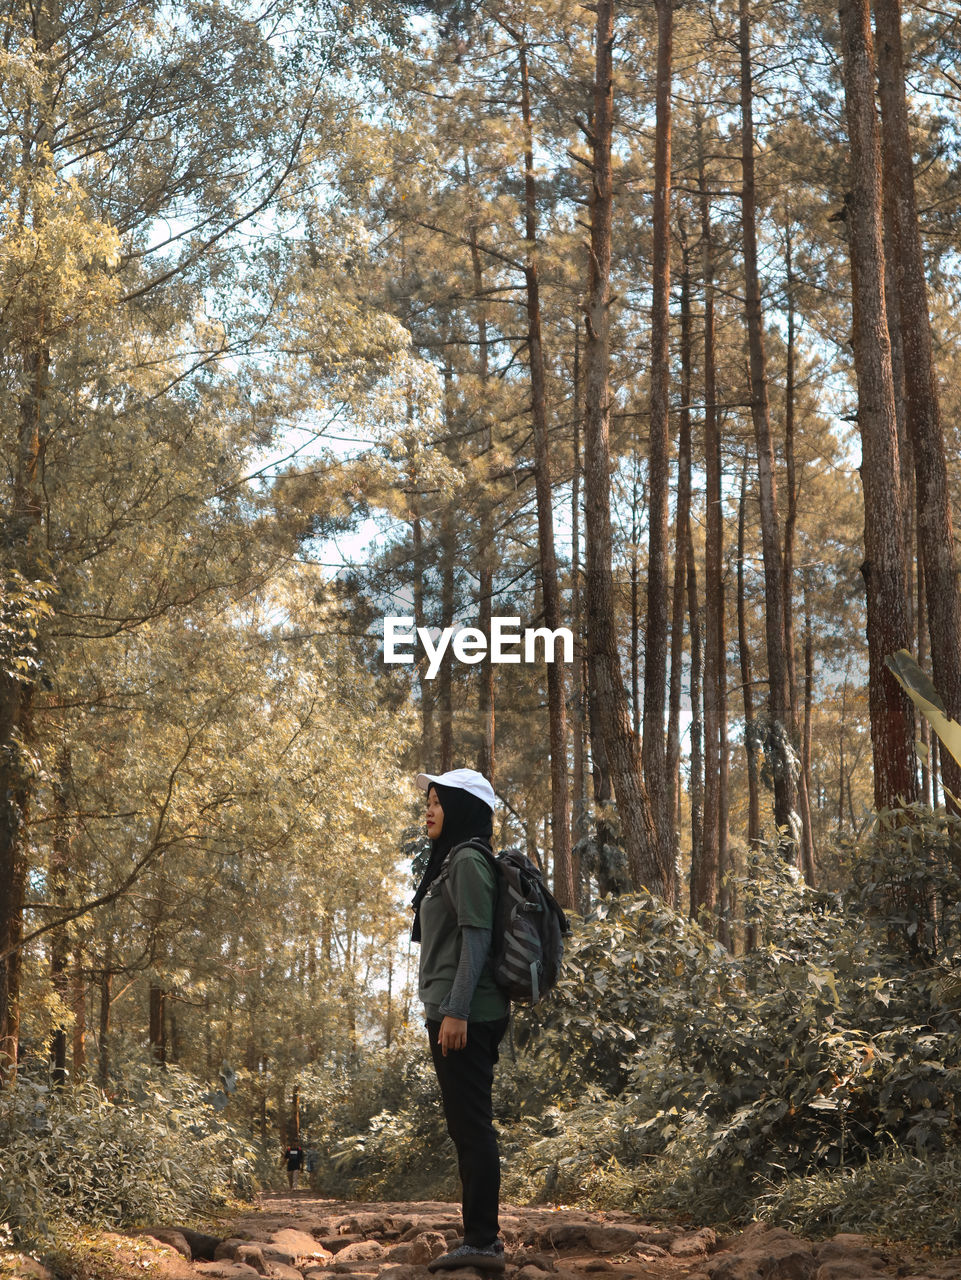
[426,786,444,839]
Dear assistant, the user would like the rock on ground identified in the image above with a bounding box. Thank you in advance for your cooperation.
[2,1195,958,1280]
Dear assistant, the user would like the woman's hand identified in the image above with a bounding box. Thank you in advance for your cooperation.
[438,1016,468,1055]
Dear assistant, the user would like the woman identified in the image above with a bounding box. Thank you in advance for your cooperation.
[412,767,509,1274]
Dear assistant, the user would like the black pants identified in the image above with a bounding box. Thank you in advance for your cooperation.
[427,1016,509,1247]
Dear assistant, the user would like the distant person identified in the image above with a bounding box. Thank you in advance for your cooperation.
[281,1141,304,1190]
[411,768,509,1273]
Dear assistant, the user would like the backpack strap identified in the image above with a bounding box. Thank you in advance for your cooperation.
[437,840,495,917]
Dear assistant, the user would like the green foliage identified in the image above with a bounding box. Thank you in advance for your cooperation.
[759,1149,961,1248]
[300,1030,458,1200]
[0,1064,255,1247]
[327,816,961,1242]
[0,572,55,685]
[518,844,961,1218]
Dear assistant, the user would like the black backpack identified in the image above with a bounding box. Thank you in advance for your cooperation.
[440,841,569,1005]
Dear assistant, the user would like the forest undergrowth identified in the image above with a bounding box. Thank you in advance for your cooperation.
[3,811,961,1254]
[323,810,961,1249]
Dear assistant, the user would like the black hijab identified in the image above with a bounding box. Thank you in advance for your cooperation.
[411,780,493,942]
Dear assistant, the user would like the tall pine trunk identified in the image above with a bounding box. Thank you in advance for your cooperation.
[666,234,690,851]
[837,0,918,809]
[468,193,496,784]
[783,224,818,883]
[687,532,704,902]
[410,490,435,764]
[438,450,455,772]
[738,0,798,853]
[874,0,961,802]
[737,460,762,853]
[697,113,728,929]
[572,325,588,907]
[642,0,675,883]
[0,110,52,1081]
[583,0,666,898]
[49,747,73,1086]
[516,36,573,907]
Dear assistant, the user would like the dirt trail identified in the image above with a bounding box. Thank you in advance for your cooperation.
[4,1194,959,1280]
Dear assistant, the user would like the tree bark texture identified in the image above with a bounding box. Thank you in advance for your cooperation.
[468,198,496,785]
[674,232,707,915]
[686,530,704,910]
[802,570,817,869]
[72,955,87,1079]
[438,503,455,773]
[149,983,168,1063]
[837,0,918,809]
[667,245,689,854]
[409,457,435,764]
[572,325,588,907]
[518,40,574,908]
[874,0,961,803]
[642,0,675,870]
[0,307,48,1088]
[738,0,798,851]
[782,225,818,884]
[97,942,112,1090]
[49,747,73,1086]
[738,461,762,853]
[697,115,727,927]
[583,0,668,899]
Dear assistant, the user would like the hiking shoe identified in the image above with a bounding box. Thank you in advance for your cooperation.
[427,1241,506,1272]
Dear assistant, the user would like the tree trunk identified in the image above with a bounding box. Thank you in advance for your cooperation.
[838,672,848,837]
[837,0,918,810]
[630,465,643,740]
[409,450,435,764]
[667,234,691,843]
[517,38,573,908]
[697,113,729,936]
[802,569,817,862]
[738,460,762,854]
[149,983,168,1064]
[739,461,761,955]
[642,0,675,871]
[783,218,799,711]
[587,664,622,897]
[782,224,818,884]
[572,325,588,909]
[717,628,732,948]
[290,1082,301,1143]
[0,312,48,1089]
[438,503,455,772]
[49,747,73,1087]
[0,6,57,1085]
[917,547,934,805]
[72,953,87,1079]
[881,150,914,629]
[467,191,496,785]
[97,938,113,1090]
[583,0,667,899]
[671,230,702,918]
[687,530,704,913]
[738,0,798,853]
[874,0,961,803]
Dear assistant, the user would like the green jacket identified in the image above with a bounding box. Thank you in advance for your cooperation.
[417,845,509,1022]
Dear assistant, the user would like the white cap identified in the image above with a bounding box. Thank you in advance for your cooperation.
[415,768,496,811]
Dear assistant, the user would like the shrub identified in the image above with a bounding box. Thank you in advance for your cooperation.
[0,1063,255,1246]
[289,1026,455,1199]
[759,1148,961,1248]
[497,829,961,1226]
[311,814,961,1243]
